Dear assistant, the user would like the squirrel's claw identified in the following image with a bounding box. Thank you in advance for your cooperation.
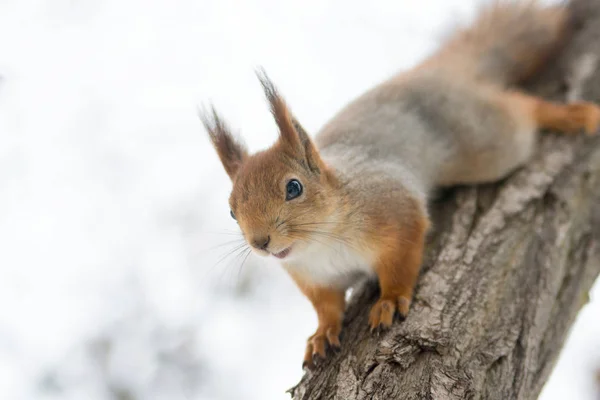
[368,296,410,332]
[302,328,342,371]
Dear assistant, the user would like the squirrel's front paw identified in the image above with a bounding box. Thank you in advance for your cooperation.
[302,324,341,370]
[368,296,410,332]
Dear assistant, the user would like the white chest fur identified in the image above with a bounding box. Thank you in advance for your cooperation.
[284,239,376,289]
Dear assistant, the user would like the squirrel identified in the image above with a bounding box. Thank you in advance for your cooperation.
[201,1,600,370]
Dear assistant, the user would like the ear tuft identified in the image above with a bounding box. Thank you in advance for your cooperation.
[255,68,295,141]
[199,104,248,180]
[255,68,327,175]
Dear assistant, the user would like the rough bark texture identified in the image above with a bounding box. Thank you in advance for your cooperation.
[289,1,600,399]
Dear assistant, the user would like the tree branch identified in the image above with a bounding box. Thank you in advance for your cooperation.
[289,1,600,398]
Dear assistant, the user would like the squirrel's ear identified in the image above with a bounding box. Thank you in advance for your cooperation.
[256,69,325,175]
[199,105,248,181]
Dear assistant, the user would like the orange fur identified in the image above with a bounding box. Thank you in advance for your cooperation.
[288,271,345,369]
[369,212,428,330]
[512,93,600,135]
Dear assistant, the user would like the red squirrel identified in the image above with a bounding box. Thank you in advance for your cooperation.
[201,1,600,369]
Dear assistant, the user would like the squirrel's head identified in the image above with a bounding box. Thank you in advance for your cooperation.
[201,71,340,261]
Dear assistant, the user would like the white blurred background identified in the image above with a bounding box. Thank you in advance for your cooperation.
[0,0,598,399]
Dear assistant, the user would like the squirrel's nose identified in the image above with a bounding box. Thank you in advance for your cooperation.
[252,235,270,251]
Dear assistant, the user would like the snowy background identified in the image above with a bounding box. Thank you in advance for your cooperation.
[0,0,598,399]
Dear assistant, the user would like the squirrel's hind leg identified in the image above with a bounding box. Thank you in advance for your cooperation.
[508,91,600,136]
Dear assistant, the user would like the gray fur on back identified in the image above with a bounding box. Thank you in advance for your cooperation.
[316,70,536,201]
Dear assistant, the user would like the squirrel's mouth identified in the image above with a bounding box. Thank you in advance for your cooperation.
[272,246,292,259]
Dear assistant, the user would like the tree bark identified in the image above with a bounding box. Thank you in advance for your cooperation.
[289,1,600,399]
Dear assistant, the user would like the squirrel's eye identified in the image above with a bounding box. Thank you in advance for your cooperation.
[230,210,236,220]
[285,179,303,201]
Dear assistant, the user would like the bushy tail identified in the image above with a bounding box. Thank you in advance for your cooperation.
[428,1,571,86]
